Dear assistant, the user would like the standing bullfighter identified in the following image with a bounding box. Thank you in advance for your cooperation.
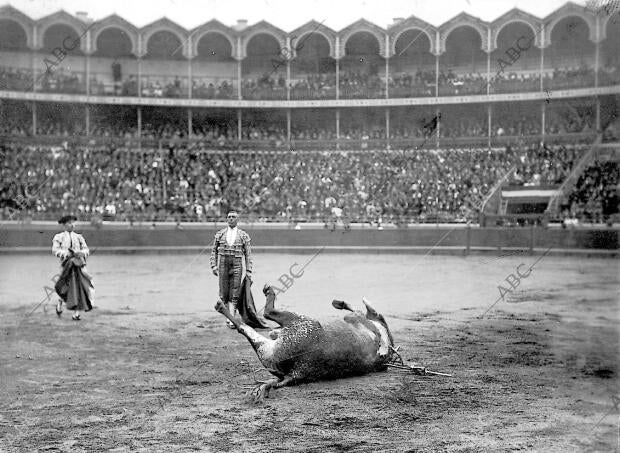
[52,215,94,321]
[210,211,253,328]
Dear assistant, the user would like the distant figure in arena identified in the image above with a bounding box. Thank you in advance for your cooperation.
[210,211,253,328]
[52,215,94,321]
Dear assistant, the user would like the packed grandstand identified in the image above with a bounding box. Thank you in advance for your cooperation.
[0,2,618,225]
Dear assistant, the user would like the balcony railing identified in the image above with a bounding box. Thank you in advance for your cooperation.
[0,132,597,150]
[1,64,618,100]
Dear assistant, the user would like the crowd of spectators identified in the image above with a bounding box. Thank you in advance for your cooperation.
[563,160,619,224]
[389,70,435,97]
[290,74,337,99]
[599,63,620,86]
[140,77,186,98]
[509,144,581,187]
[39,69,85,94]
[544,66,596,90]
[338,71,385,99]
[242,74,288,99]
[193,79,235,99]
[1,142,601,225]
[0,109,601,147]
[0,67,33,91]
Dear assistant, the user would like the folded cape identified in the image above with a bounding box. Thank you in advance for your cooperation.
[237,277,270,329]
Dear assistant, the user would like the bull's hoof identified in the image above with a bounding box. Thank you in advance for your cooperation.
[262,284,273,296]
[214,300,226,313]
[268,329,280,340]
[248,383,270,403]
[332,299,353,312]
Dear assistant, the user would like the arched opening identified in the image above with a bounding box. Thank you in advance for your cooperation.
[91,27,137,96]
[545,16,595,89]
[491,21,540,93]
[290,32,335,99]
[439,25,486,96]
[42,23,82,55]
[0,19,28,51]
[193,32,235,99]
[242,33,285,100]
[0,20,31,92]
[143,30,187,98]
[340,31,384,99]
[390,29,434,98]
[39,24,85,94]
[600,13,620,86]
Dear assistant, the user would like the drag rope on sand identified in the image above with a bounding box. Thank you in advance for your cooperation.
[387,345,453,377]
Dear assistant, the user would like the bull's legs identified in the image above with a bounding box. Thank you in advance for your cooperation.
[215,300,271,353]
[333,297,379,316]
[249,376,294,403]
[362,297,381,319]
[262,285,302,327]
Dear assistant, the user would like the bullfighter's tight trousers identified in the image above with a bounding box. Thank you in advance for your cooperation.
[219,255,243,310]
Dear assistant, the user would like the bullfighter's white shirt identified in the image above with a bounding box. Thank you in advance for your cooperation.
[52,231,90,259]
[226,226,238,246]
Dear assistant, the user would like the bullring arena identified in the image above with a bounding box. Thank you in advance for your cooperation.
[0,0,619,451]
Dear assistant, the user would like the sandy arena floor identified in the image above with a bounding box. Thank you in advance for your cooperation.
[0,252,618,452]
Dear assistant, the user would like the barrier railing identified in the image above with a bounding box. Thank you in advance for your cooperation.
[0,209,474,225]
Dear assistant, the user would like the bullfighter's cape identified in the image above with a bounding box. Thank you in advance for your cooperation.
[237,277,269,329]
[54,255,94,312]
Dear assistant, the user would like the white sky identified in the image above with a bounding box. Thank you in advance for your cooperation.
[7,0,576,31]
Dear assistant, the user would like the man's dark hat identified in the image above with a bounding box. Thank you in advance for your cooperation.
[58,215,78,224]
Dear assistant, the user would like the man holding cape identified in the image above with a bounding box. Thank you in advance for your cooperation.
[210,211,268,329]
[52,215,94,321]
